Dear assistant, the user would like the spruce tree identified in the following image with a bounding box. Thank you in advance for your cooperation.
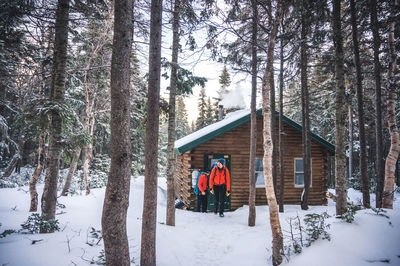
[196,87,208,130]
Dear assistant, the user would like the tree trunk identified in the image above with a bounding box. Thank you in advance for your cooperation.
[41,0,70,224]
[29,128,46,212]
[261,1,284,264]
[350,0,370,208]
[348,100,353,179]
[61,146,81,196]
[332,0,347,216]
[82,146,91,195]
[300,8,311,211]
[248,0,258,227]
[141,0,163,265]
[166,0,180,227]
[271,68,278,195]
[382,0,399,209]
[278,22,285,213]
[1,153,20,179]
[370,0,384,208]
[101,0,133,264]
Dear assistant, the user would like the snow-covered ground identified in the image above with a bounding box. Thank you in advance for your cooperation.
[0,177,399,266]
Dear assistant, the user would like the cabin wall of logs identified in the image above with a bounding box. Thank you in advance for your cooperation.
[174,116,332,210]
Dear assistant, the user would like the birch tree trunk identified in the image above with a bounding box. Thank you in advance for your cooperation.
[279,23,285,213]
[382,0,399,209]
[261,1,284,264]
[370,0,384,208]
[141,0,163,264]
[350,0,370,208]
[101,0,133,263]
[332,0,348,216]
[41,0,70,224]
[61,146,81,196]
[248,0,258,227]
[166,0,180,227]
[29,128,46,211]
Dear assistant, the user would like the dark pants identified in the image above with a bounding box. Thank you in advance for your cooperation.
[196,192,208,212]
[213,185,226,214]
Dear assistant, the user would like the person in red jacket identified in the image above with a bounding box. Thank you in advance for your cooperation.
[196,172,208,212]
[209,158,230,217]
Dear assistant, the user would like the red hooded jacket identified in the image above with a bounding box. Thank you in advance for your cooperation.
[210,165,230,191]
[198,173,208,193]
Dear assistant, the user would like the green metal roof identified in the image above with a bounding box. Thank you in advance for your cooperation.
[174,109,335,154]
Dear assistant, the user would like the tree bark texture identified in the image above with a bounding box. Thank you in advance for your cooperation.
[166,0,180,227]
[300,8,311,211]
[41,0,70,223]
[279,25,285,213]
[261,1,284,264]
[370,0,384,208]
[29,129,46,212]
[141,0,163,265]
[348,101,353,179]
[248,0,258,227]
[350,0,370,208]
[61,146,81,196]
[270,69,277,195]
[101,0,133,264]
[383,0,399,209]
[332,0,348,216]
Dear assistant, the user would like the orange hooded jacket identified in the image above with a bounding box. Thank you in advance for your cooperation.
[210,166,230,191]
[198,173,208,193]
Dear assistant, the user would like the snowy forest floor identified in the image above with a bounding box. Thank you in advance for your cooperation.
[0,176,399,266]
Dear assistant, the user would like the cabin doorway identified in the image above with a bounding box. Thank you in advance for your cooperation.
[204,154,231,211]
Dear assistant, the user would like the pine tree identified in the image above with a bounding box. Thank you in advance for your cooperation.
[332,0,348,216]
[219,65,231,95]
[166,0,181,227]
[205,97,216,126]
[101,0,133,263]
[196,87,208,130]
[248,0,258,227]
[350,0,370,208]
[41,0,70,225]
[141,0,163,264]
[175,96,190,139]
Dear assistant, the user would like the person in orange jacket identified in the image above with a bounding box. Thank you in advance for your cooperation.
[196,172,208,212]
[209,158,230,217]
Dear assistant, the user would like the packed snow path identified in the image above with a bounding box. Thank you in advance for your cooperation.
[0,177,399,266]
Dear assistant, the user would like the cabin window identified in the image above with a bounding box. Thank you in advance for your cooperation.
[255,158,265,187]
[294,158,312,188]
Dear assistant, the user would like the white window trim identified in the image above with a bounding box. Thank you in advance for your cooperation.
[255,158,265,188]
[294,157,312,188]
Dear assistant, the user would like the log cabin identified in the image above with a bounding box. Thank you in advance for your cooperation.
[173,109,334,211]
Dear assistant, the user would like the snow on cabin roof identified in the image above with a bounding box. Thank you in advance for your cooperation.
[173,109,335,154]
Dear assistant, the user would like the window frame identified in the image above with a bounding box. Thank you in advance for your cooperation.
[294,157,312,188]
[255,158,265,188]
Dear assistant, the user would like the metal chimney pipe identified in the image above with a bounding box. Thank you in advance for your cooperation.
[218,104,223,121]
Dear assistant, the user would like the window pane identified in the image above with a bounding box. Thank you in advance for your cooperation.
[255,158,263,171]
[295,173,304,186]
[295,159,304,172]
[210,159,219,170]
[255,172,265,186]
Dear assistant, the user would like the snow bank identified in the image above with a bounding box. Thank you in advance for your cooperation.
[1,178,399,266]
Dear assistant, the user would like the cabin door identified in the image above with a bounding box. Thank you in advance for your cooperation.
[204,154,231,212]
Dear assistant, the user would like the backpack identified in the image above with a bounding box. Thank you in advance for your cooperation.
[194,172,207,194]
[211,163,226,177]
